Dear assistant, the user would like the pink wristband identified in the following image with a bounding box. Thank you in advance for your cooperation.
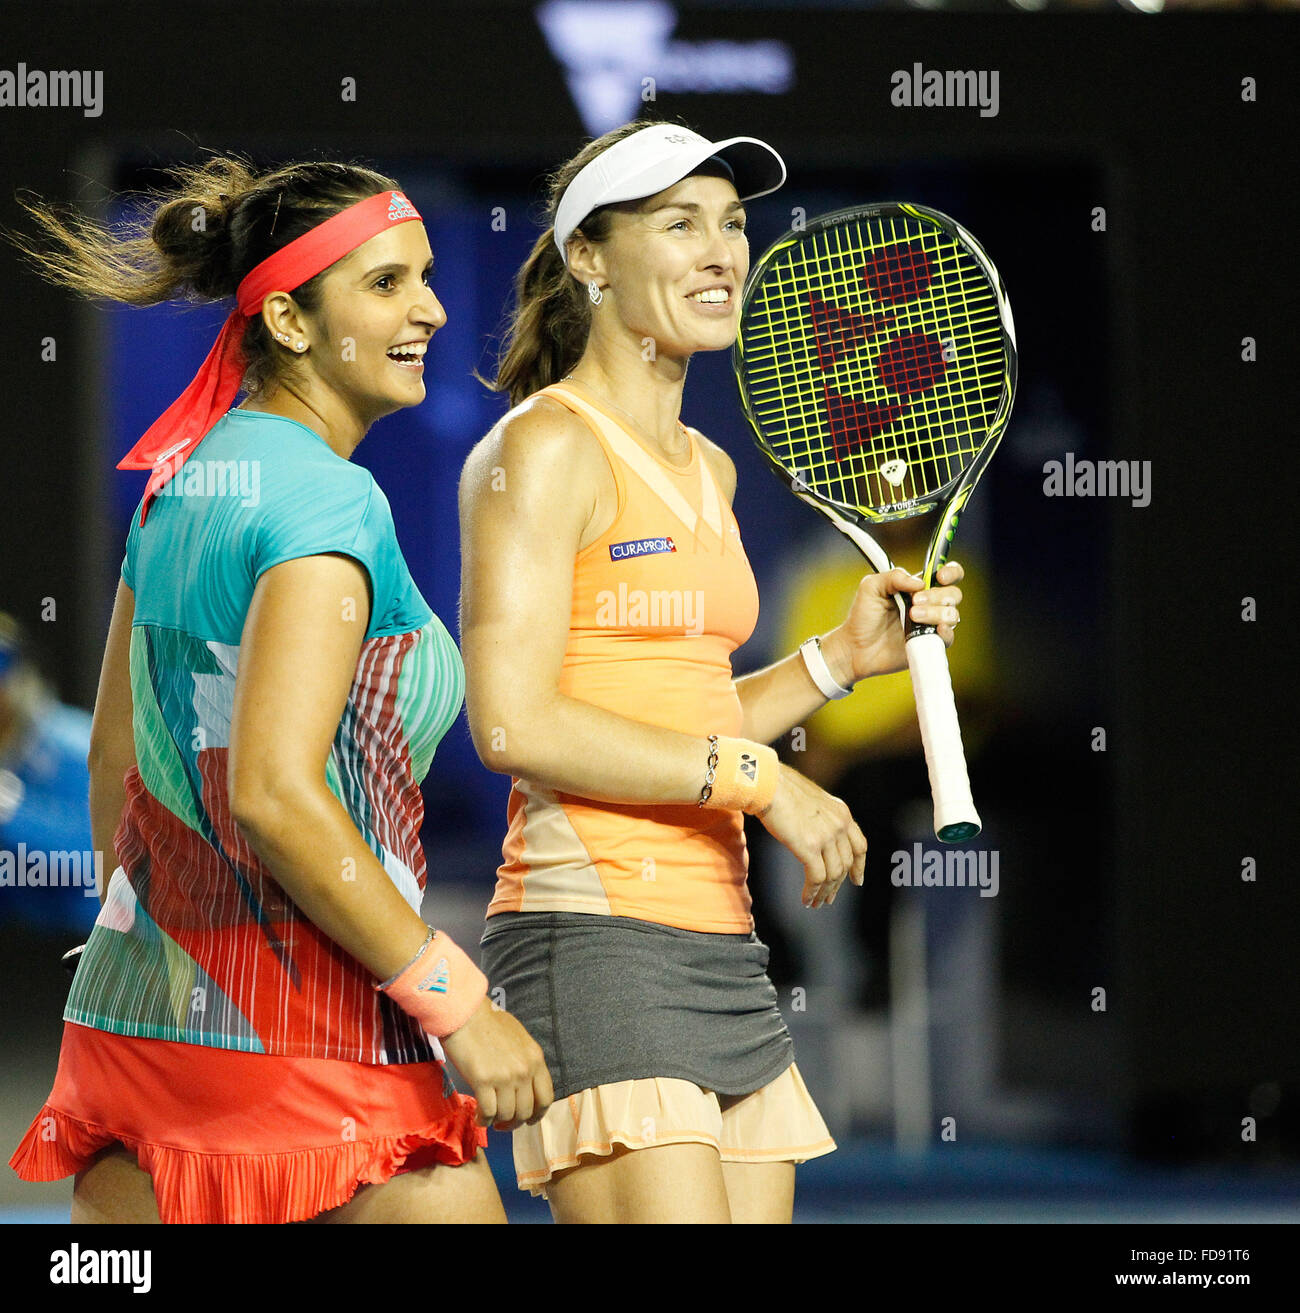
[376,928,488,1039]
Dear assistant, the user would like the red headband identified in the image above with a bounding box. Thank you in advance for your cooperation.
[118,188,423,524]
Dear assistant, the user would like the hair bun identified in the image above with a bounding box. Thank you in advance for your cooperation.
[148,186,238,299]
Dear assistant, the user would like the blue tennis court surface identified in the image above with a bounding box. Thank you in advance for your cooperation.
[7,1139,1296,1224]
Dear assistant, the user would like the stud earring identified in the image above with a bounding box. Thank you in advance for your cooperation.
[587,281,603,306]
[295,341,305,351]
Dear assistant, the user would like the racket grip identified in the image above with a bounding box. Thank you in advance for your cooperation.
[905,632,982,843]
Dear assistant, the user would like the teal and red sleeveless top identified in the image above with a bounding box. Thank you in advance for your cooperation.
[66,409,462,1064]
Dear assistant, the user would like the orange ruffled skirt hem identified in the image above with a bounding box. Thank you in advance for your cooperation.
[9,1021,486,1224]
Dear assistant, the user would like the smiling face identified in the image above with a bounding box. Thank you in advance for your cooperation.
[293,220,446,424]
[576,173,750,361]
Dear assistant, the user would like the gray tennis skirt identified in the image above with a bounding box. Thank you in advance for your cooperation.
[479,911,795,1101]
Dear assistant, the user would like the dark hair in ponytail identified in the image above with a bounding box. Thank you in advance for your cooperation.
[5,153,402,400]
[487,119,667,408]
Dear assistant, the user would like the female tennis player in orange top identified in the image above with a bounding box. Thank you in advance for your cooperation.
[459,120,965,1224]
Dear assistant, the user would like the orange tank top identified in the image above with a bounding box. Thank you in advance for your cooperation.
[485,380,761,933]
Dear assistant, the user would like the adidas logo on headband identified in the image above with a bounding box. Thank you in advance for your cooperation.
[387,192,419,222]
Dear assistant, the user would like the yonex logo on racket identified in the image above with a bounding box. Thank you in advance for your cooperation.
[807,240,957,468]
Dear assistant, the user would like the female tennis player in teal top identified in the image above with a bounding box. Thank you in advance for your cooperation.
[8,155,550,1223]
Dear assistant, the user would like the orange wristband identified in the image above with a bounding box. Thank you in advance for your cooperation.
[698,736,780,815]
[376,928,488,1039]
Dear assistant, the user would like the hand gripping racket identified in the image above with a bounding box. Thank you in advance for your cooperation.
[734,202,1017,842]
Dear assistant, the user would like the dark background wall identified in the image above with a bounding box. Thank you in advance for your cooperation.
[0,2,1294,1166]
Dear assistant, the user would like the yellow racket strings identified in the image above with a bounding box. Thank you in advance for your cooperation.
[742,214,1006,513]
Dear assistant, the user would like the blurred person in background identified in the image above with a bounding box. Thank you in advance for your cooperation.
[761,516,997,1012]
[460,119,969,1223]
[0,613,98,936]
[6,156,549,1224]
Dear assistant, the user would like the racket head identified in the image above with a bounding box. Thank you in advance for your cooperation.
[734,202,1016,559]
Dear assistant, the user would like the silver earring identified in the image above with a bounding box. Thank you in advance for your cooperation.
[294,341,305,351]
[587,280,603,306]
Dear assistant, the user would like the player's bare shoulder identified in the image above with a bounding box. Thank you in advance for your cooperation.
[685,425,738,504]
[461,392,606,506]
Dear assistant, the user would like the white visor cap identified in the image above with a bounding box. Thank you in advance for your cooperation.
[553,124,786,265]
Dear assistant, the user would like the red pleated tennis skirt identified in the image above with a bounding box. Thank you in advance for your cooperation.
[9,1020,488,1224]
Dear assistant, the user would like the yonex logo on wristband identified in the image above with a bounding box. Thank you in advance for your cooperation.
[417,957,451,994]
[387,192,419,222]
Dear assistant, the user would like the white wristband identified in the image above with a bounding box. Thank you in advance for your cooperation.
[800,636,853,700]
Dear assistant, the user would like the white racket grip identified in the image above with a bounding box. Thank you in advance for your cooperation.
[906,632,982,842]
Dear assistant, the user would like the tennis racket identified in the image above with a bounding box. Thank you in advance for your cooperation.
[734,202,1016,842]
